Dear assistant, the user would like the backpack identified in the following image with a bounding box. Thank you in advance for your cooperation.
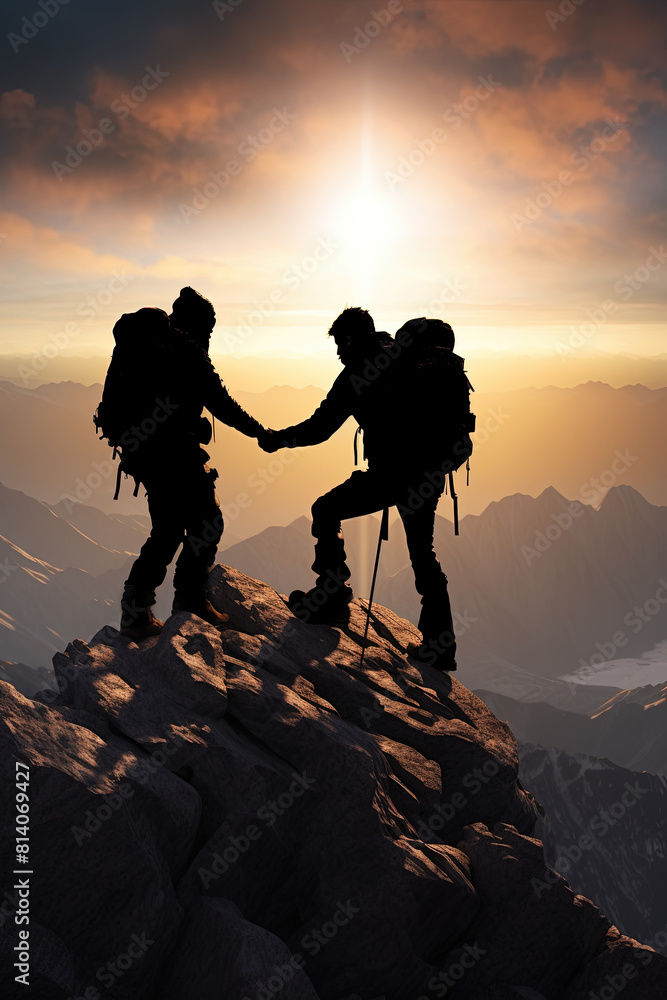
[94,307,173,499]
[395,317,476,533]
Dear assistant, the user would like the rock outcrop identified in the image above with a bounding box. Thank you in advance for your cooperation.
[0,565,665,999]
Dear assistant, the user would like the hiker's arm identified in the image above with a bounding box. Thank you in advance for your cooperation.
[203,366,264,438]
[268,377,352,449]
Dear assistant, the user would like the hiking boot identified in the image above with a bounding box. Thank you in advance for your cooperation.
[172,595,229,628]
[120,585,164,641]
[120,609,165,642]
[407,641,457,673]
[287,584,353,625]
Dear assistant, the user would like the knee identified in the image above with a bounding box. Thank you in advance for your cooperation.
[149,524,185,548]
[311,495,328,521]
[208,506,224,543]
[311,496,334,531]
[194,507,224,549]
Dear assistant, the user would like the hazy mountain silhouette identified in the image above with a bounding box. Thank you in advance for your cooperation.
[0,482,240,669]
[224,484,667,684]
[3,349,667,392]
[1,380,665,531]
[520,744,667,955]
[2,480,665,689]
[480,685,667,775]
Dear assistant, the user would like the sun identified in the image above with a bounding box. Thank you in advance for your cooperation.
[331,183,401,298]
[335,186,397,246]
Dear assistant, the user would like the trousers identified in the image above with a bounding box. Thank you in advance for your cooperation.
[310,468,454,646]
[125,461,223,603]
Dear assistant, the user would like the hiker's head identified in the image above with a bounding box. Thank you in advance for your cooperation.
[435,320,455,350]
[328,307,376,365]
[171,287,216,347]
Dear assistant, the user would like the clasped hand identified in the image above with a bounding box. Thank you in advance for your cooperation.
[257,428,282,453]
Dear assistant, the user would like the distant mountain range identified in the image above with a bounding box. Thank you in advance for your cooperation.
[3,472,663,690]
[224,483,667,683]
[2,348,667,393]
[519,744,667,953]
[0,379,665,535]
[480,683,667,775]
[0,482,237,669]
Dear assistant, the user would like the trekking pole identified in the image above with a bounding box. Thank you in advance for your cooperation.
[359,507,389,668]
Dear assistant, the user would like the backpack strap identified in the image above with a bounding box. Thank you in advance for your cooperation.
[113,464,123,501]
[449,471,459,536]
[112,459,142,501]
[353,425,362,466]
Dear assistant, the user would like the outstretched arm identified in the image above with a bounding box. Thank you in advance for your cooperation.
[261,375,352,451]
[202,360,264,438]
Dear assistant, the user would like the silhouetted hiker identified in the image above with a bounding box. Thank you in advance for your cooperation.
[258,308,474,671]
[96,287,265,640]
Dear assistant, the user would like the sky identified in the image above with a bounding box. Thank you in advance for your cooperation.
[0,0,666,368]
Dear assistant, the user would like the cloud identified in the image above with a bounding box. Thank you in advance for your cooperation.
[0,0,666,351]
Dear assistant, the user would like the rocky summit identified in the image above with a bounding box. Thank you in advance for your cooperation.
[0,565,665,1000]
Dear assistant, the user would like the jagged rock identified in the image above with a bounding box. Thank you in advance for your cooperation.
[0,564,665,999]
